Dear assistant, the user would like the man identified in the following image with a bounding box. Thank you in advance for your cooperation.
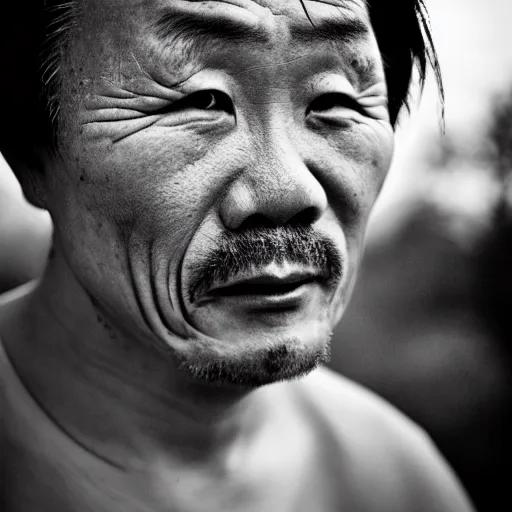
[0,1,474,511]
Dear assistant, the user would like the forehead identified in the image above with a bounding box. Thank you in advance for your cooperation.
[69,0,380,98]
[76,0,374,78]
[86,0,368,16]
[81,0,371,43]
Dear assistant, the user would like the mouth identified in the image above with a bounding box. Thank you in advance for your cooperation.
[190,267,328,312]
[208,273,319,298]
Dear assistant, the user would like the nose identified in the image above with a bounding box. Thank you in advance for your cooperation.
[219,134,328,230]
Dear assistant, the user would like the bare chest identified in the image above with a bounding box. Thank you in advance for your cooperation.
[3,445,343,512]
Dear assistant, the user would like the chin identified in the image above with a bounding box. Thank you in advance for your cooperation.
[174,320,333,388]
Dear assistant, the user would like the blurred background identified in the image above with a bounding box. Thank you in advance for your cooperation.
[1,0,511,510]
[330,0,512,510]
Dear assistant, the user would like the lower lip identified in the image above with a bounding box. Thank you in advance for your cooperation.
[206,280,319,310]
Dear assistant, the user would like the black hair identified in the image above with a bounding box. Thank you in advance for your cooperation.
[368,0,444,124]
[0,1,78,166]
[0,0,442,172]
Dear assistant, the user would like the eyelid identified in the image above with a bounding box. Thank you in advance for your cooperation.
[307,92,365,116]
[152,89,234,116]
[182,90,232,111]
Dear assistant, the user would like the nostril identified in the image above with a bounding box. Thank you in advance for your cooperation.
[237,213,276,232]
[288,207,321,227]
[236,207,320,232]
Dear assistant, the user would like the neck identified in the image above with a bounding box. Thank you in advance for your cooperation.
[1,249,283,470]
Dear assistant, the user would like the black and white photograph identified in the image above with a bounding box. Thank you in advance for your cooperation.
[1,1,510,511]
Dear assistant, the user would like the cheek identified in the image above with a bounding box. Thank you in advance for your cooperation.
[46,133,240,330]
[318,127,394,282]
[73,137,208,213]
[319,126,394,231]
[355,130,394,215]
[58,131,248,260]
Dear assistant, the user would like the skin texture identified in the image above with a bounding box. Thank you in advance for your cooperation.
[0,1,475,511]
[45,0,393,382]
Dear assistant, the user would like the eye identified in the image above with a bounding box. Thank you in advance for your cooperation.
[153,90,234,118]
[180,90,233,113]
[306,93,363,116]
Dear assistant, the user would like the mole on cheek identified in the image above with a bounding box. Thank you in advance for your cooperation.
[96,313,117,339]
[349,54,376,86]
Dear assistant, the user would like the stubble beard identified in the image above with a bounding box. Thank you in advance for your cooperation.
[175,333,332,388]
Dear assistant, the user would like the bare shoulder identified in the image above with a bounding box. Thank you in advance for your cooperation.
[297,365,429,441]
[293,366,476,512]
[0,281,37,350]
[0,281,37,316]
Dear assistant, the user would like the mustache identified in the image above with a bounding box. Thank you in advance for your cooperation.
[188,225,344,302]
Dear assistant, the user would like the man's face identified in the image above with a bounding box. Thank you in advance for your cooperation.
[45,0,394,386]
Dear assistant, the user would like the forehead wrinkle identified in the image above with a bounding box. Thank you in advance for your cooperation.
[182,0,367,12]
[305,0,367,10]
[88,0,381,93]
[150,0,371,58]
[146,1,276,76]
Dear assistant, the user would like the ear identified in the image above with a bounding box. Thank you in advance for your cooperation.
[3,148,50,210]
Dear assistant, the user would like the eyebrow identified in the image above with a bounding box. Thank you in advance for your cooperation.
[151,9,370,51]
[152,10,271,48]
[290,17,369,45]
